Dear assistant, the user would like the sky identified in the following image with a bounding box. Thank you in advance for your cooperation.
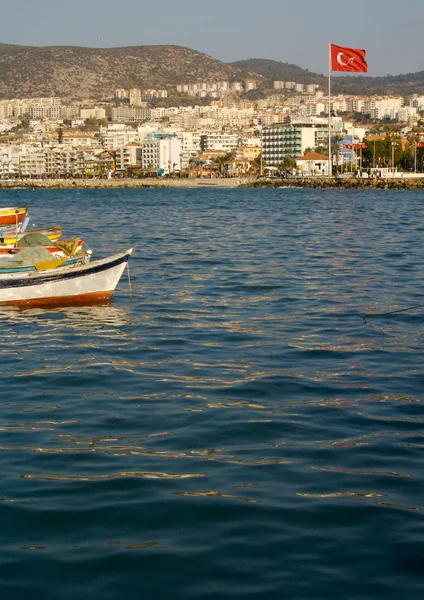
[1,0,423,77]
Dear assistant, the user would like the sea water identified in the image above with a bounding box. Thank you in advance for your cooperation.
[1,187,424,599]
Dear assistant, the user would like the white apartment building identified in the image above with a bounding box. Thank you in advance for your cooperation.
[245,79,258,91]
[299,102,327,117]
[29,105,63,119]
[144,89,168,99]
[18,153,46,177]
[306,84,319,94]
[411,96,424,109]
[396,107,417,122]
[141,136,182,174]
[262,121,330,166]
[80,107,106,119]
[200,132,240,152]
[0,103,14,119]
[169,112,200,130]
[61,135,99,148]
[112,106,152,122]
[115,89,129,99]
[129,88,143,105]
[346,98,366,113]
[115,144,142,171]
[178,131,201,153]
[101,126,139,149]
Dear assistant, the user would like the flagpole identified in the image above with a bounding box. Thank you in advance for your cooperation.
[415,142,417,174]
[328,41,332,178]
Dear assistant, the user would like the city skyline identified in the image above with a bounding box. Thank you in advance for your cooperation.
[0,0,423,78]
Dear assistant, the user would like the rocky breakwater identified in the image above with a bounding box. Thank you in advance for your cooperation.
[247,176,424,190]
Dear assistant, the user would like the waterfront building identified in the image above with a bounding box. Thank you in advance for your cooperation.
[141,135,182,174]
[18,153,46,177]
[115,144,142,171]
[295,152,329,176]
[261,120,330,167]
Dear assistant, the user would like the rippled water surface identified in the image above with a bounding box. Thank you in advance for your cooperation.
[1,188,424,599]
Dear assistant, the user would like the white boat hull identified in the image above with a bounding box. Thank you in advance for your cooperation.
[0,248,133,306]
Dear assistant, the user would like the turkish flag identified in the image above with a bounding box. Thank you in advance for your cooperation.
[331,44,368,72]
[343,144,353,149]
[416,142,424,148]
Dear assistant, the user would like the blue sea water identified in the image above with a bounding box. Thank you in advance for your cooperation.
[0,187,424,599]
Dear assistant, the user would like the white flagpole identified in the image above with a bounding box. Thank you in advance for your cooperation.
[328,41,332,178]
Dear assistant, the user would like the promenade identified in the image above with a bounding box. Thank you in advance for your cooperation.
[0,177,246,190]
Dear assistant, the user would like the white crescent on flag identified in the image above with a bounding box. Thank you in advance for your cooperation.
[337,52,349,66]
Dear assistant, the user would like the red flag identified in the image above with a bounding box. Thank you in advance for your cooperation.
[343,144,353,149]
[331,44,368,73]
[353,143,368,149]
[416,142,424,148]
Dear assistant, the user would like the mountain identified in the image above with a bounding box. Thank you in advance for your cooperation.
[229,59,326,86]
[0,43,244,99]
[230,58,424,95]
[2,43,423,101]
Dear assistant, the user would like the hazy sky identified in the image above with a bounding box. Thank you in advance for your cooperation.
[1,0,423,76]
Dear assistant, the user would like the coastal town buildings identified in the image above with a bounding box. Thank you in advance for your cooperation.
[0,85,422,177]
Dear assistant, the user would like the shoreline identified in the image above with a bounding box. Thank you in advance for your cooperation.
[0,176,424,190]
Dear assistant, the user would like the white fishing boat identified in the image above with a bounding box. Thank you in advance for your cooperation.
[0,247,133,307]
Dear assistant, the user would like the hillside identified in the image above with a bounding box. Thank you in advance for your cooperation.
[0,43,245,99]
[2,44,424,101]
[230,59,326,86]
[230,58,424,95]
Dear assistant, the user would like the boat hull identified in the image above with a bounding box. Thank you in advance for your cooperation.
[0,207,27,226]
[0,225,62,247]
[0,248,133,307]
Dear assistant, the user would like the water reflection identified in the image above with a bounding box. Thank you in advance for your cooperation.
[0,304,132,328]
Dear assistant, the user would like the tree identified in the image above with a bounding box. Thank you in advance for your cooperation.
[362,133,403,169]
[250,152,265,176]
[315,146,328,156]
[279,156,295,173]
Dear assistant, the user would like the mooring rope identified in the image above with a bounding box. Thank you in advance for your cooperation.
[363,302,424,323]
[126,262,133,300]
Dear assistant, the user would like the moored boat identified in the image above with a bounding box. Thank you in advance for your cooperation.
[0,244,90,273]
[0,247,133,307]
[0,226,62,248]
[0,206,27,226]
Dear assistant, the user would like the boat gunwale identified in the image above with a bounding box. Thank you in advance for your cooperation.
[0,248,133,289]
